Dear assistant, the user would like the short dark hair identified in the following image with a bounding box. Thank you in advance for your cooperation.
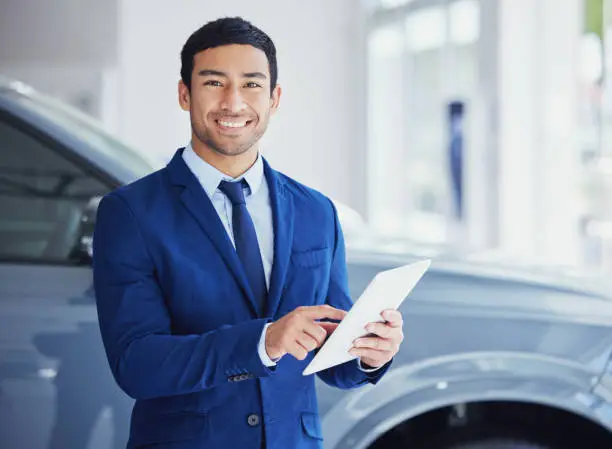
[180,17,278,95]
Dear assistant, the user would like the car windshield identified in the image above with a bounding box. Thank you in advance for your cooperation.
[7,84,161,179]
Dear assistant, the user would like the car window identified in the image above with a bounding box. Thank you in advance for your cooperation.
[8,88,161,179]
[0,119,109,263]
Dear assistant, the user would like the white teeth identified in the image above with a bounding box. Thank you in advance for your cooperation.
[218,120,247,128]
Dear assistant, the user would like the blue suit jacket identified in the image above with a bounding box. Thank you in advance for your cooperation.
[93,148,391,449]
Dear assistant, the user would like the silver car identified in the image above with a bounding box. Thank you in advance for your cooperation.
[2,78,612,449]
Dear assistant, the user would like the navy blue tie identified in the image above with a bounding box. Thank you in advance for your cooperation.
[218,179,267,312]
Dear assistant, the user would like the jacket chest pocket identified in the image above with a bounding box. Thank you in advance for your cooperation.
[281,247,331,310]
[290,247,329,268]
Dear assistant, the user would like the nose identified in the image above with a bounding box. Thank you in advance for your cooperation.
[220,86,247,113]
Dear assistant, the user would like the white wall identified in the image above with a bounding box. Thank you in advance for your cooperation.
[116,0,366,209]
[0,0,117,65]
[0,0,118,119]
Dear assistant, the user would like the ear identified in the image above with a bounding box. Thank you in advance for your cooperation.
[269,84,282,116]
[178,79,191,111]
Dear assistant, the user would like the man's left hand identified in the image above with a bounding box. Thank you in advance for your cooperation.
[349,309,404,369]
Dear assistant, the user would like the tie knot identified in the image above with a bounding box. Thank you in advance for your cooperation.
[218,179,247,206]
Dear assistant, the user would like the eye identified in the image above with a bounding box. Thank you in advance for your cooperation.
[245,82,262,88]
[204,80,222,87]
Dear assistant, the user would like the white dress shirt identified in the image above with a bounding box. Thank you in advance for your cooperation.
[182,143,378,372]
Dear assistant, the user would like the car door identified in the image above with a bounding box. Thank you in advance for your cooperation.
[0,114,133,449]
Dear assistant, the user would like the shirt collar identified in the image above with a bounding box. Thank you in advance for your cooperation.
[182,143,264,200]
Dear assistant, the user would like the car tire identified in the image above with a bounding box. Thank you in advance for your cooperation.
[410,429,559,449]
[445,439,551,449]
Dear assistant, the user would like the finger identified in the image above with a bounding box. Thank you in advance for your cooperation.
[359,358,382,369]
[381,309,403,328]
[349,347,389,365]
[317,321,340,335]
[296,332,319,353]
[302,305,348,321]
[365,322,392,338]
[353,337,394,352]
[303,323,327,346]
[287,341,309,361]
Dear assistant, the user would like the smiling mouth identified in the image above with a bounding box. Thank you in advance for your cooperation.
[215,119,253,130]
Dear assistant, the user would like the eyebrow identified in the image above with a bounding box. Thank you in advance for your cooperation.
[197,69,267,80]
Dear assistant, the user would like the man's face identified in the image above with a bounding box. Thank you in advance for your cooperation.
[179,44,281,157]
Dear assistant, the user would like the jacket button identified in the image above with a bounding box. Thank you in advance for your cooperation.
[247,414,260,427]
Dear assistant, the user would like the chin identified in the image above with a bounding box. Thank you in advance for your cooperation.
[211,143,254,157]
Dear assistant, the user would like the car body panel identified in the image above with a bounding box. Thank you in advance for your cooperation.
[0,264,134,449]
[317,257,612,447]
[324,352,606,449]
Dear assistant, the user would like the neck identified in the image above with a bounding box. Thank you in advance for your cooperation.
[191,137,258,179]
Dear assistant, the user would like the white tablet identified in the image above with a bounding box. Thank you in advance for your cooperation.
[302,259,431,376]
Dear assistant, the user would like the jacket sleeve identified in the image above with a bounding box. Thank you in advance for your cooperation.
[315,200,392,389]
[93,192,275,400]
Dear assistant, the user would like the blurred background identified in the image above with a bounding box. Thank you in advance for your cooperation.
[5,2,612,449]
[1,0,611,270]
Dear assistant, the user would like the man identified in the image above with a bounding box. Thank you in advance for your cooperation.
[93,17,404,449]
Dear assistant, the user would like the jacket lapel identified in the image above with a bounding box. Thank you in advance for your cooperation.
[263,159,294,319]
[166,149,260,316]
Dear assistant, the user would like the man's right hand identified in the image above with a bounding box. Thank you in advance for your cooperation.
[265,305,348,361]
